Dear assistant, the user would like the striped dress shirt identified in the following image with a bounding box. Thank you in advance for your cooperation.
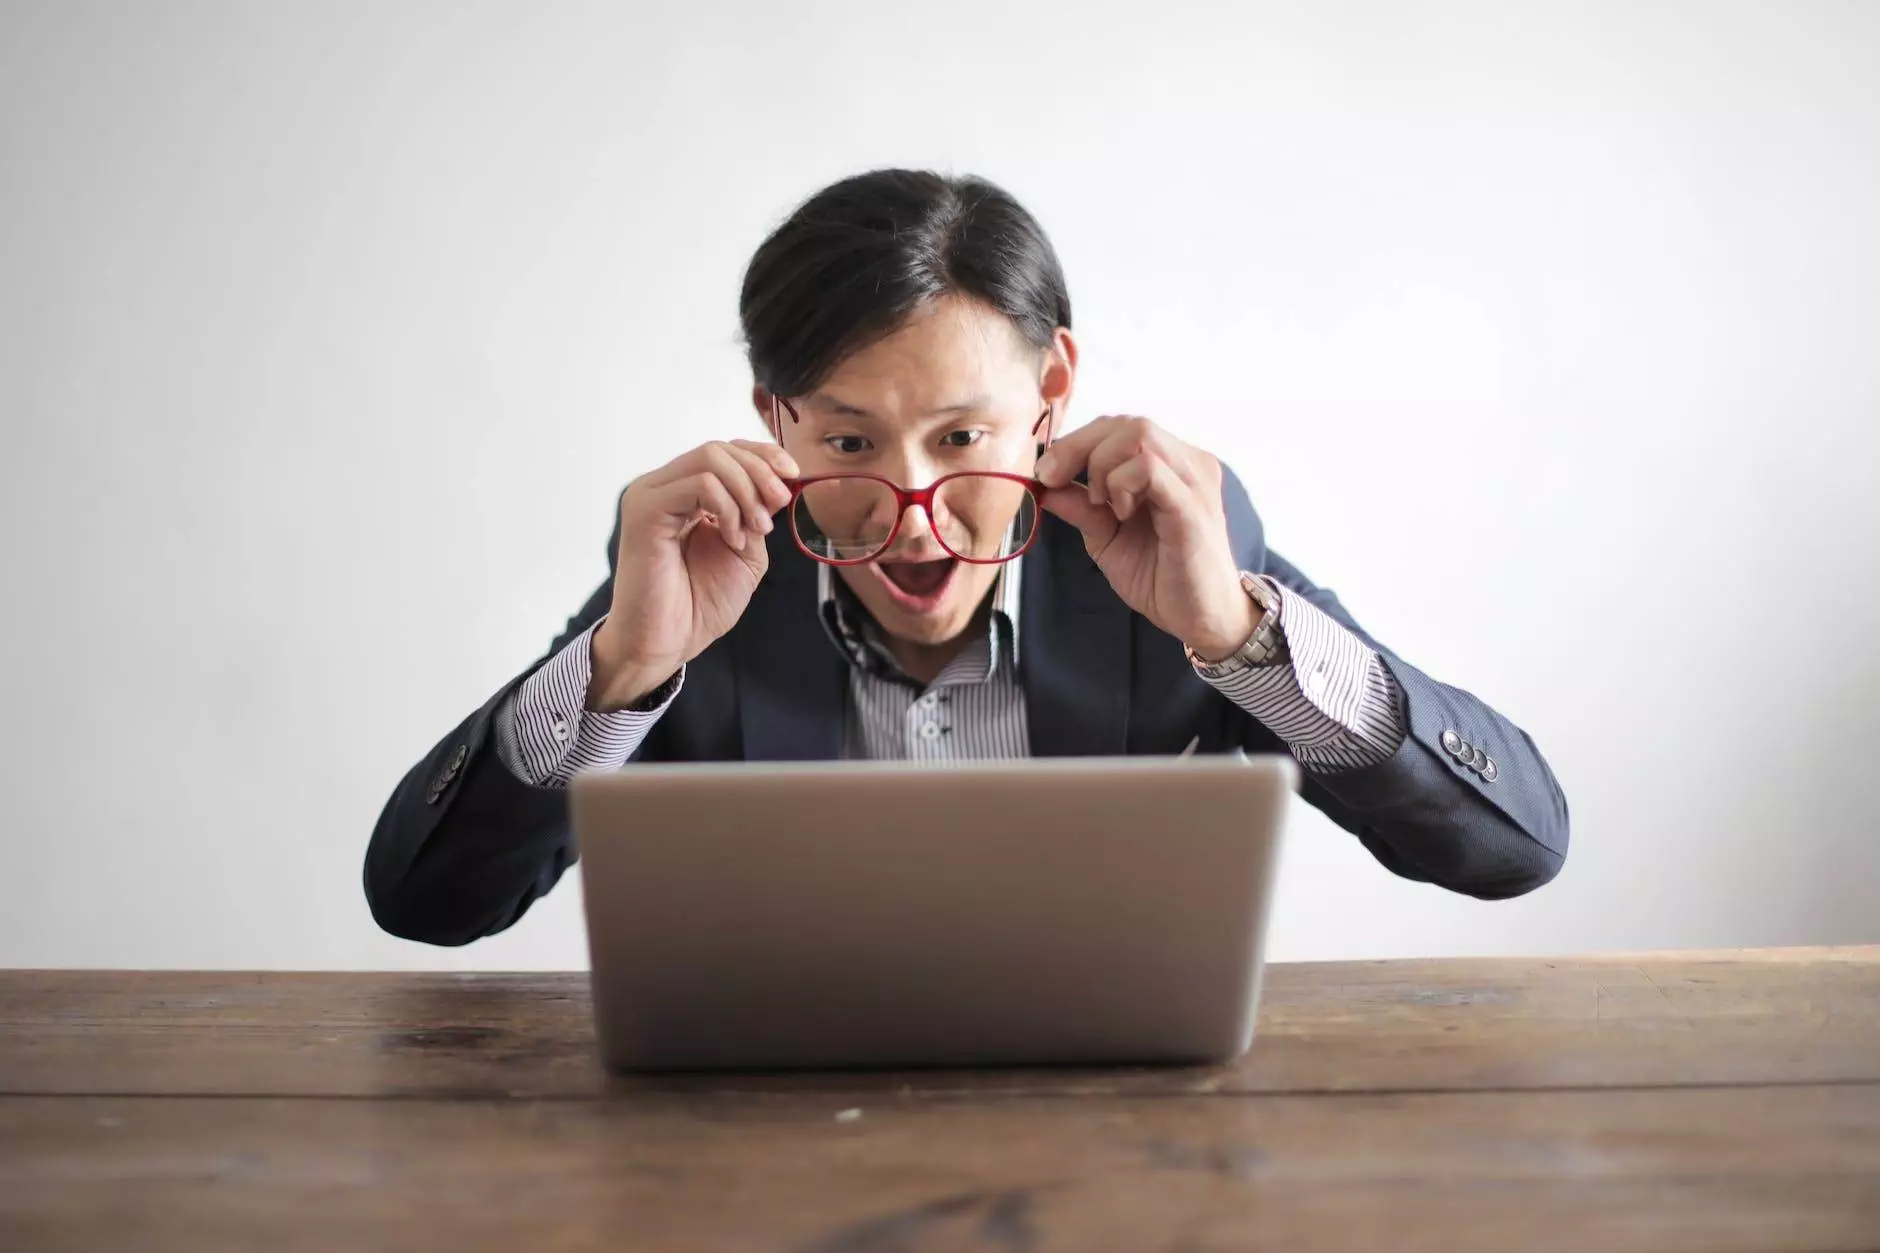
[495,552,1406,784]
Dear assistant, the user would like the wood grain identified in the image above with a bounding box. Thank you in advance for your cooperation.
[3,949,1875,1099]
[3,1085,1876,1253]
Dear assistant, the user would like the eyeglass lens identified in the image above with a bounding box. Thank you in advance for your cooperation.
[792,474,1038,563]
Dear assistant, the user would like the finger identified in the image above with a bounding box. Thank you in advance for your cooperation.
[1108,454,1195,530]
[1103,445,1185,512]
[1083,426,1150,507]
[640,439,782,495]
[1167,441,1212,491]
[699,443,774,537]
[718,441,795,517]
[651,471,746,550]
[1122,421,1204,491]
[638,443,713,491]
[1038,484,1119,551]
[1103,455,1152,519]
[726,439,800,490]
[1033,415,1123,488]
[686,509,773,575]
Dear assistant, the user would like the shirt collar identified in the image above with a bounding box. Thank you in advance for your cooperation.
[817,556,1023,683]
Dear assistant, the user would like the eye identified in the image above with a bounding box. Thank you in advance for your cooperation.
[940,429,985,449]
[823,434,871,455]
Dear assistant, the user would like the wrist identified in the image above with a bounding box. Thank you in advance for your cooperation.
[1186,571,1289,673]
[588,621,679,711]
[1186,589,1262,663]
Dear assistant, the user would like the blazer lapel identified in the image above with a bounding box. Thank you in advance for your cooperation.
[734,531,848,761]
[1021,514,1133,757]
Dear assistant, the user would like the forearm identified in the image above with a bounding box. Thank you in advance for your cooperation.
[1301,653,1568,897]
[1198,469,1568,898]
[1236,552,1569,898]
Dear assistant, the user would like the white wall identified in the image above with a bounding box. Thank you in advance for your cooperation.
[3,0,1876,970]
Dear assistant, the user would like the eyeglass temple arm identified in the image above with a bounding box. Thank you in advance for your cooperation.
[769,394,798,443]
[1032,402,1054,443]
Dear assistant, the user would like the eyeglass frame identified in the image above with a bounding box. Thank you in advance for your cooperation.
[768,394,1059,568]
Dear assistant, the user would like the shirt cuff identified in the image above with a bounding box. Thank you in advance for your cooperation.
[492,619,682,787]
[1195,578,1407,773]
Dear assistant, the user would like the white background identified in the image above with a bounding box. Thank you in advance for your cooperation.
[3,1,1876,970]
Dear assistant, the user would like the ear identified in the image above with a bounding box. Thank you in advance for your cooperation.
[750,383,774,434]
[1034,326,1079,455]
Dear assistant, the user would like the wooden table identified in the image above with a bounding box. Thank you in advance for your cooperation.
[2,949,1877,1251]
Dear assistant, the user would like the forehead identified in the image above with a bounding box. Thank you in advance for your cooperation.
[803,296,1035,419]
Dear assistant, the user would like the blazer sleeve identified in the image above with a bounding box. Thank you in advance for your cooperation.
[362,509,623,946]
[1219,465,1570,899]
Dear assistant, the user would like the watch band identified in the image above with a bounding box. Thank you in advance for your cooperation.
[1186,572,1288,676]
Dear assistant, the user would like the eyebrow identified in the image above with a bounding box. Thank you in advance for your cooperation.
[807,393,992,420]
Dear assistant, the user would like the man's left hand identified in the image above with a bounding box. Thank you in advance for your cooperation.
[1034,416,1258,661]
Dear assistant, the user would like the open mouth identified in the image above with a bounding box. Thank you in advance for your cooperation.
[871,556,958,614]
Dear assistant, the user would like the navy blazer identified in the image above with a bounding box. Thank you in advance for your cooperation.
[365,469,1569,946]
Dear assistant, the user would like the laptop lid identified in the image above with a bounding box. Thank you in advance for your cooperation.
[572,754,1296,1070]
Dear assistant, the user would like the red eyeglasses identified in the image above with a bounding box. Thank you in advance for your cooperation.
[770,396,1056,566]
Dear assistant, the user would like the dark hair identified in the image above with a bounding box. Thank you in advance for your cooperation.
[739,169,1072,399]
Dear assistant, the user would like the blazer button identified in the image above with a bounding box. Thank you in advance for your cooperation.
[1469,747,1488,770]
[427,744,469,804]
[1441,730,1463,755]
[1481,758,1499,783]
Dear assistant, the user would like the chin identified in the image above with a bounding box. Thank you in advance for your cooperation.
[883,606,974,645]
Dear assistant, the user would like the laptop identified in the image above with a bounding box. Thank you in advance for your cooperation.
[570,753,1297,1071]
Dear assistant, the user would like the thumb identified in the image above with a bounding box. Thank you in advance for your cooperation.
[1039,485,1119,546]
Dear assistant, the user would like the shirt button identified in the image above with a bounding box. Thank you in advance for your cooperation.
[920,692,939,709]
[552,718,571,743]
[919,723,942,741]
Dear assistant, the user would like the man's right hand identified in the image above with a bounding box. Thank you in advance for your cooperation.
[588,439,799,710]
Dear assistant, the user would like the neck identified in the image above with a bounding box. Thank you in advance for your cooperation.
[881,599,992,686]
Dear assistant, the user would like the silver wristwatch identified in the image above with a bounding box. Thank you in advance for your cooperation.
[1186,572,1288,676]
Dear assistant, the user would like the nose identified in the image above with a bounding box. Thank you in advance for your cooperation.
[892,496,942,551]
[876,445,941,490]
[869,449,946,555]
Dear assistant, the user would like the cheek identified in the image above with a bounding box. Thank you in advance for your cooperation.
[952,560,1002,605]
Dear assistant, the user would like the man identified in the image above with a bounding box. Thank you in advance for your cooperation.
[365,168,1569,947]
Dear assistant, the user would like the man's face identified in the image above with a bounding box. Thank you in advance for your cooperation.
[766,295,1059,649]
